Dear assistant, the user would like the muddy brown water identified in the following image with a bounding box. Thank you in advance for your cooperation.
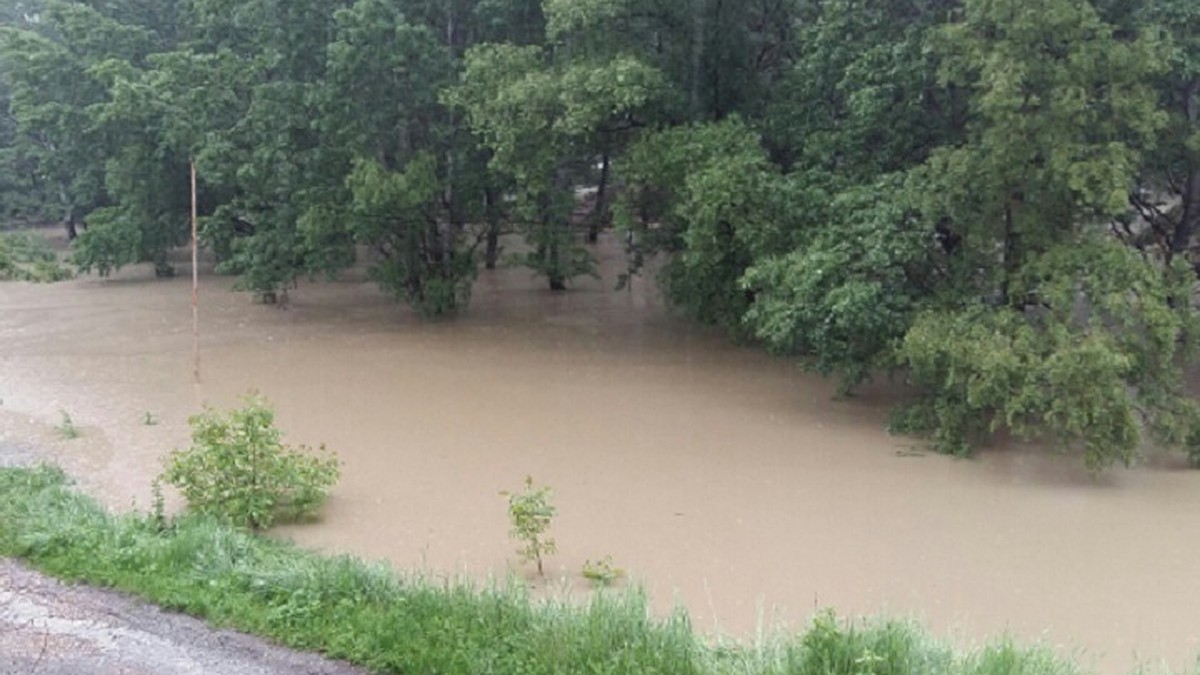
[1,236,1198,674]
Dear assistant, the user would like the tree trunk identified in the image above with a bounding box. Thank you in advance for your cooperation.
[1171,77,1200,260]
[711,0,724,119]
[59,182,78,239]
[1001,202,1016,307]
[547,223,566,291]
[1175,171,1200,262]
[427,218,445,267]
[587,151,610,244]
[62,208,78,240]
[484,187,500,270]
[690,0,705,117]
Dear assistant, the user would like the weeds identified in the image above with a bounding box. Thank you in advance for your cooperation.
[582,556,624,587]
[55,410,80,439]
[149,478,166,531]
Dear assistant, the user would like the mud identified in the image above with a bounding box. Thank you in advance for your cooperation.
[1,235,1198,674]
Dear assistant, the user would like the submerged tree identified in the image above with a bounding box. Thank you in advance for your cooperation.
[448,6,665,290]
[4,0,1200,469]
[893,0,1197,468]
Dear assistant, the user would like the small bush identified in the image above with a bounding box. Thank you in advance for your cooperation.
[161,394,340,530]
[582,556,624,587]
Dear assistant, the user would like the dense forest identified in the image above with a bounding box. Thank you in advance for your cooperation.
[1,0,1199,469]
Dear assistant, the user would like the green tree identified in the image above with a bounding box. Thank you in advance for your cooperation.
[448,36,663,289]
[304,0,479,316]
[617,118,792,332]
[892,0,1196,467]
[763,0,959,174]
[166,0,348,299]
[742,175,939,391]
[1118,0,1200,268]
[0,3,126,239]
[2,0,195,272]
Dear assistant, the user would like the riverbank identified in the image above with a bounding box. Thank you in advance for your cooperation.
[0,462,1121,675]
[4,251,1200,672]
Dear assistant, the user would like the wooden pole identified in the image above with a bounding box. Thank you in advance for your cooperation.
[191,157,200,383]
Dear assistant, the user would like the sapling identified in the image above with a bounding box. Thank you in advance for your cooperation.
[503,476,557,575]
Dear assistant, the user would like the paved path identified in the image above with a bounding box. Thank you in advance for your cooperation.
[0,439,372,675]
[0,558,373,675]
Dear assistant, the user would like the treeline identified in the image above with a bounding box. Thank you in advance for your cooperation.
[2,0,1199,468]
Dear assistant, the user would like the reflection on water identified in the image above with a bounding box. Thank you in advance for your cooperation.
[1,235,1197,674]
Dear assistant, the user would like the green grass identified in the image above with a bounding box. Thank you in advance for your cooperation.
[0,464,1190,675]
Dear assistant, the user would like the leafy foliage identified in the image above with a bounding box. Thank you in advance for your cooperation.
[449,26,664,290]
[743,176,935,391]
[0,231,73,282]
[617,119,791,332]
[70,207,148,277]
[161,394,340,530]
[344,155,477,318]
[581,555,624,587]
[503,476,557,576]
[898,240,1200,469]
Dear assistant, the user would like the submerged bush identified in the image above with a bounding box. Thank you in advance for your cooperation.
[161,394,340,530]
[0,231,74,282]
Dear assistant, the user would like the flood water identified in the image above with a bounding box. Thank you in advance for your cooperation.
[1,235,1198,673]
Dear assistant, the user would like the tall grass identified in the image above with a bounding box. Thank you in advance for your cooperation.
[0,465,1185,675]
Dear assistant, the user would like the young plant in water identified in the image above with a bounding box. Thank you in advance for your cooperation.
[56,410,80,439]
[503,476,557,576]
[581,556,624,587]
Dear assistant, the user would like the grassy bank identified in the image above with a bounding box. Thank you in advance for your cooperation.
[0,465,1177,675]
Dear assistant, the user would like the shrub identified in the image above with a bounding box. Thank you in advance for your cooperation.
[0,232,74,282]
[161,394,340,530]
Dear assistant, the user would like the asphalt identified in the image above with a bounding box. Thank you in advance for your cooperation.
[0,439,372,675]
